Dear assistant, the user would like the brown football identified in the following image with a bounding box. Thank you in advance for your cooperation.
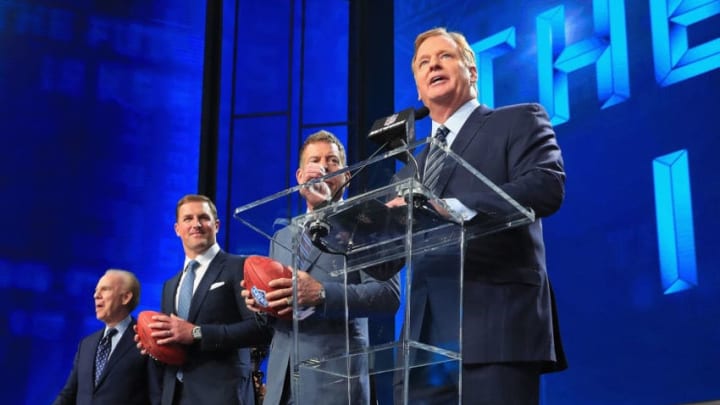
[243,255,293,319]
[136,310,187,366]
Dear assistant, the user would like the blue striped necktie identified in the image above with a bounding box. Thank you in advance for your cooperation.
[297,231,314,270]
[423,125,450,194]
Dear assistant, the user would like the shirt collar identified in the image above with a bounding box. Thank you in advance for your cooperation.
[106,314,132,337]
[431,98,480,146]
[185,243,220,270]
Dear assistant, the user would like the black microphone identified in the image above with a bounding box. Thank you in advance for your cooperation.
[318,105,430,208]
[307,106,430,252]
[385,106,430,208]
[414,106,429,120]
[368,106,429,163]
[306,217,332,252]
[402,108,427,177]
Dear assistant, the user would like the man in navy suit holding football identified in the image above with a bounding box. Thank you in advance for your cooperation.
[139,194,272,405]
[54,269,161,405]
[388,27,568,404]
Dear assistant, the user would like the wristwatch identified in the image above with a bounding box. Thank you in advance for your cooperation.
[192,326,202,341]
[317,286,326,303]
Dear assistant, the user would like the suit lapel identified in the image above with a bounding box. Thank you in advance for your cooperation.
[435,105,492,195]
[94,320,136,389]
[188,251,226,322]
[451,105,491,156]
[278,225,326,273]
[87,329,104,391]
[294,227,323,272]
[166,271,182,315]
[305,239,323,273]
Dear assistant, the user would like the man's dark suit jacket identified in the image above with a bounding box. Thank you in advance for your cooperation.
[54,318,161,405]
[160,250,272,405]
[403,103,567,372]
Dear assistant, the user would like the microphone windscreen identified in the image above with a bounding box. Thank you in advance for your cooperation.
[414,106,429,120]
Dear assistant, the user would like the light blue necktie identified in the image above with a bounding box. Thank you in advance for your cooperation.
[177,260,199,319]
[176,260,198,382]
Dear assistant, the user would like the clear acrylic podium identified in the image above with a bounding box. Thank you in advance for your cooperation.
[233,137,535,404]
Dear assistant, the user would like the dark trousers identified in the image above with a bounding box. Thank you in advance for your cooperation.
[395,362,540,405]
[462,362,540,405]
[172,381,183,405]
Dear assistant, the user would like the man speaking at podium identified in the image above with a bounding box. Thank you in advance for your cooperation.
[387,27,568,404]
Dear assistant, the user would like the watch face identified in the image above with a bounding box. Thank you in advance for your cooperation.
[192,327,201,339]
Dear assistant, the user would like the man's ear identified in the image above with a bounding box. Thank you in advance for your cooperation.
[341,171,351,191]
[468,64,478,84]
[122,291,133,306]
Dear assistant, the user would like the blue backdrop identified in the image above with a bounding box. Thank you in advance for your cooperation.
[0,1,205,403]
[2,0,718,403]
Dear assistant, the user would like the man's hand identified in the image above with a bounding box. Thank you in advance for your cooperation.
[386,196,407,208]
[241,279,267,314]
[241,278,298,318]
[386,195,452,219]
[242,271,324,318]
[298,163,331,208]
[142,313,196,346]
[428,198,451,218]
[133,324,149,355]
[268,270,323,306]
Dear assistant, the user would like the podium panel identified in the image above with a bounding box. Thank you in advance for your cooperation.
[233,138,534,404]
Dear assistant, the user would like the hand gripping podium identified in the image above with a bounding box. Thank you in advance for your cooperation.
[233,137,535,404]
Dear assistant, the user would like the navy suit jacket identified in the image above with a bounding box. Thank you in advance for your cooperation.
[403,103,567,372]
[54,318,161,405]
[160,250,272,405]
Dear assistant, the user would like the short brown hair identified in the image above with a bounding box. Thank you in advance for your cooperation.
[298,130,347,168]
[176,194,218,221]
